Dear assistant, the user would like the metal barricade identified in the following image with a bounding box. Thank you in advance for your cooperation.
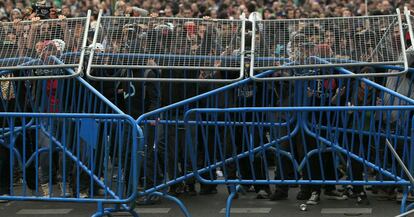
[181,65,414,217]
[0,66,143,217]
[86,12,246,82]
[0,11,91,79]
[405,7,414,48]
[249,9,408,80]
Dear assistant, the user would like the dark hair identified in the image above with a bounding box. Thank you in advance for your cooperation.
[246,2,256,13]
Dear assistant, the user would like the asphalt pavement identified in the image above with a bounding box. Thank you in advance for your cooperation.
[0,184,406,217]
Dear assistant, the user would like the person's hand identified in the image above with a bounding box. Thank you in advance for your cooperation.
[150,13,158,18]
[31,16,41,22]
[214,59,221,67]
[376,97,383,106]
[150,118,160,126]
[203,16,212,20]
[31,16,41,28]
[59,15,67,28]
[147,58,156,66]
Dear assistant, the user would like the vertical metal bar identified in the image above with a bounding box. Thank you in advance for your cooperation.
[240,13,246,80]
[76,10,92,77]
[86,10,104,79]
[249,13,257,79]
[405,7,414,47]
[397,9,409,72]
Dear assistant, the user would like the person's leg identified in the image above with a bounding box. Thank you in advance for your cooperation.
[199,122,218,195]
[38,130,52,196]
[270,121,294,200]
[0,145,10,196]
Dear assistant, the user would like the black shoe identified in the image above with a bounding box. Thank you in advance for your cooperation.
[356,192,370,205]
[324,189,348,200]
[296,190,312,200]
[344,186,357,199]
[136,194,161,205]
[269,189,288,201]
[168,183,185,197]
[186,184,197,196]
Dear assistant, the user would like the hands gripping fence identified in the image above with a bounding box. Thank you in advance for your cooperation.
[0,11,91,79]
[0,7,414,217]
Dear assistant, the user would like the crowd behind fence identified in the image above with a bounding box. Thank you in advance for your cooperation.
[0,3,414,217]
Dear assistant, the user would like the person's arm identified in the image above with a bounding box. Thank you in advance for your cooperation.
[26,17,41,49]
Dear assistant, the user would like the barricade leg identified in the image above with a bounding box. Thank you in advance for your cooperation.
[225,185,241,217]
[401,186,409,214]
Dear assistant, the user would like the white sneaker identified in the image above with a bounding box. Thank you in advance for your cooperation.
[59,182,72,197]
[306,191,320,205]
[79,192,88,199]
[0,194,9,203]
[40,184,50,197]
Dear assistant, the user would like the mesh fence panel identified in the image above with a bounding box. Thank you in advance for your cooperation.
[90,16,244,71]
[0,16,89,71]
[252,15,405,71]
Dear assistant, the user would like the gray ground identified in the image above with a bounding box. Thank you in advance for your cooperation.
[0,184,408,217]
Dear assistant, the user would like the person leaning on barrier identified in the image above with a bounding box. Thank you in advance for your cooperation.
[379,46,414,202]
[32,40,75,198]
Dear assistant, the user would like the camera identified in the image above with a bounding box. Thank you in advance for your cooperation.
[32,1,53,19]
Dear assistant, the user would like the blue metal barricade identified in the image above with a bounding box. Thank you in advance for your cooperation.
[182,65,414,216]
[0,66,144,217]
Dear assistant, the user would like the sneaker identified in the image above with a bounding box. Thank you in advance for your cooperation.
[59,182,72,197]
[31,189,42,197]
[0,194,9,203]
[256,189,271,199]
[269,189,288,201]
[356,192,370,205]
[344,186,357,199]
[40,184,50,197]
[136,194,161,205]
[324,190,348,200]
[79,192,88,199]
[186,184,197,196]
[168,183,185,196]
[306,191,320,205]
[296,190,312,200]
[396,192,414,202]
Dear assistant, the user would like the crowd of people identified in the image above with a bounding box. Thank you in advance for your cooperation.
[0,0,414,212]
[0,0,414,22]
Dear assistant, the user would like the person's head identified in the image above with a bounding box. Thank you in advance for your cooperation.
[342,9,352,17]
[11,9,22,21]
[114,0,126,16]
[35,41,45,54]
[40,40,59,60]
[286,8,295,19]
[131,7,148,17]
[209,9,218,19]
[49,7,59,19]
[263,8,274,20]
[164,5,173,17]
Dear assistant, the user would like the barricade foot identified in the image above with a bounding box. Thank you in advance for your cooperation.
[225,185,241,217]
[400,187,409,214]
[151,192,191,217]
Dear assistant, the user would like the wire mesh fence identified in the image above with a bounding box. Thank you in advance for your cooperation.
[250,13,407,80]
[0,13,90,78]
[87,16,246,81]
